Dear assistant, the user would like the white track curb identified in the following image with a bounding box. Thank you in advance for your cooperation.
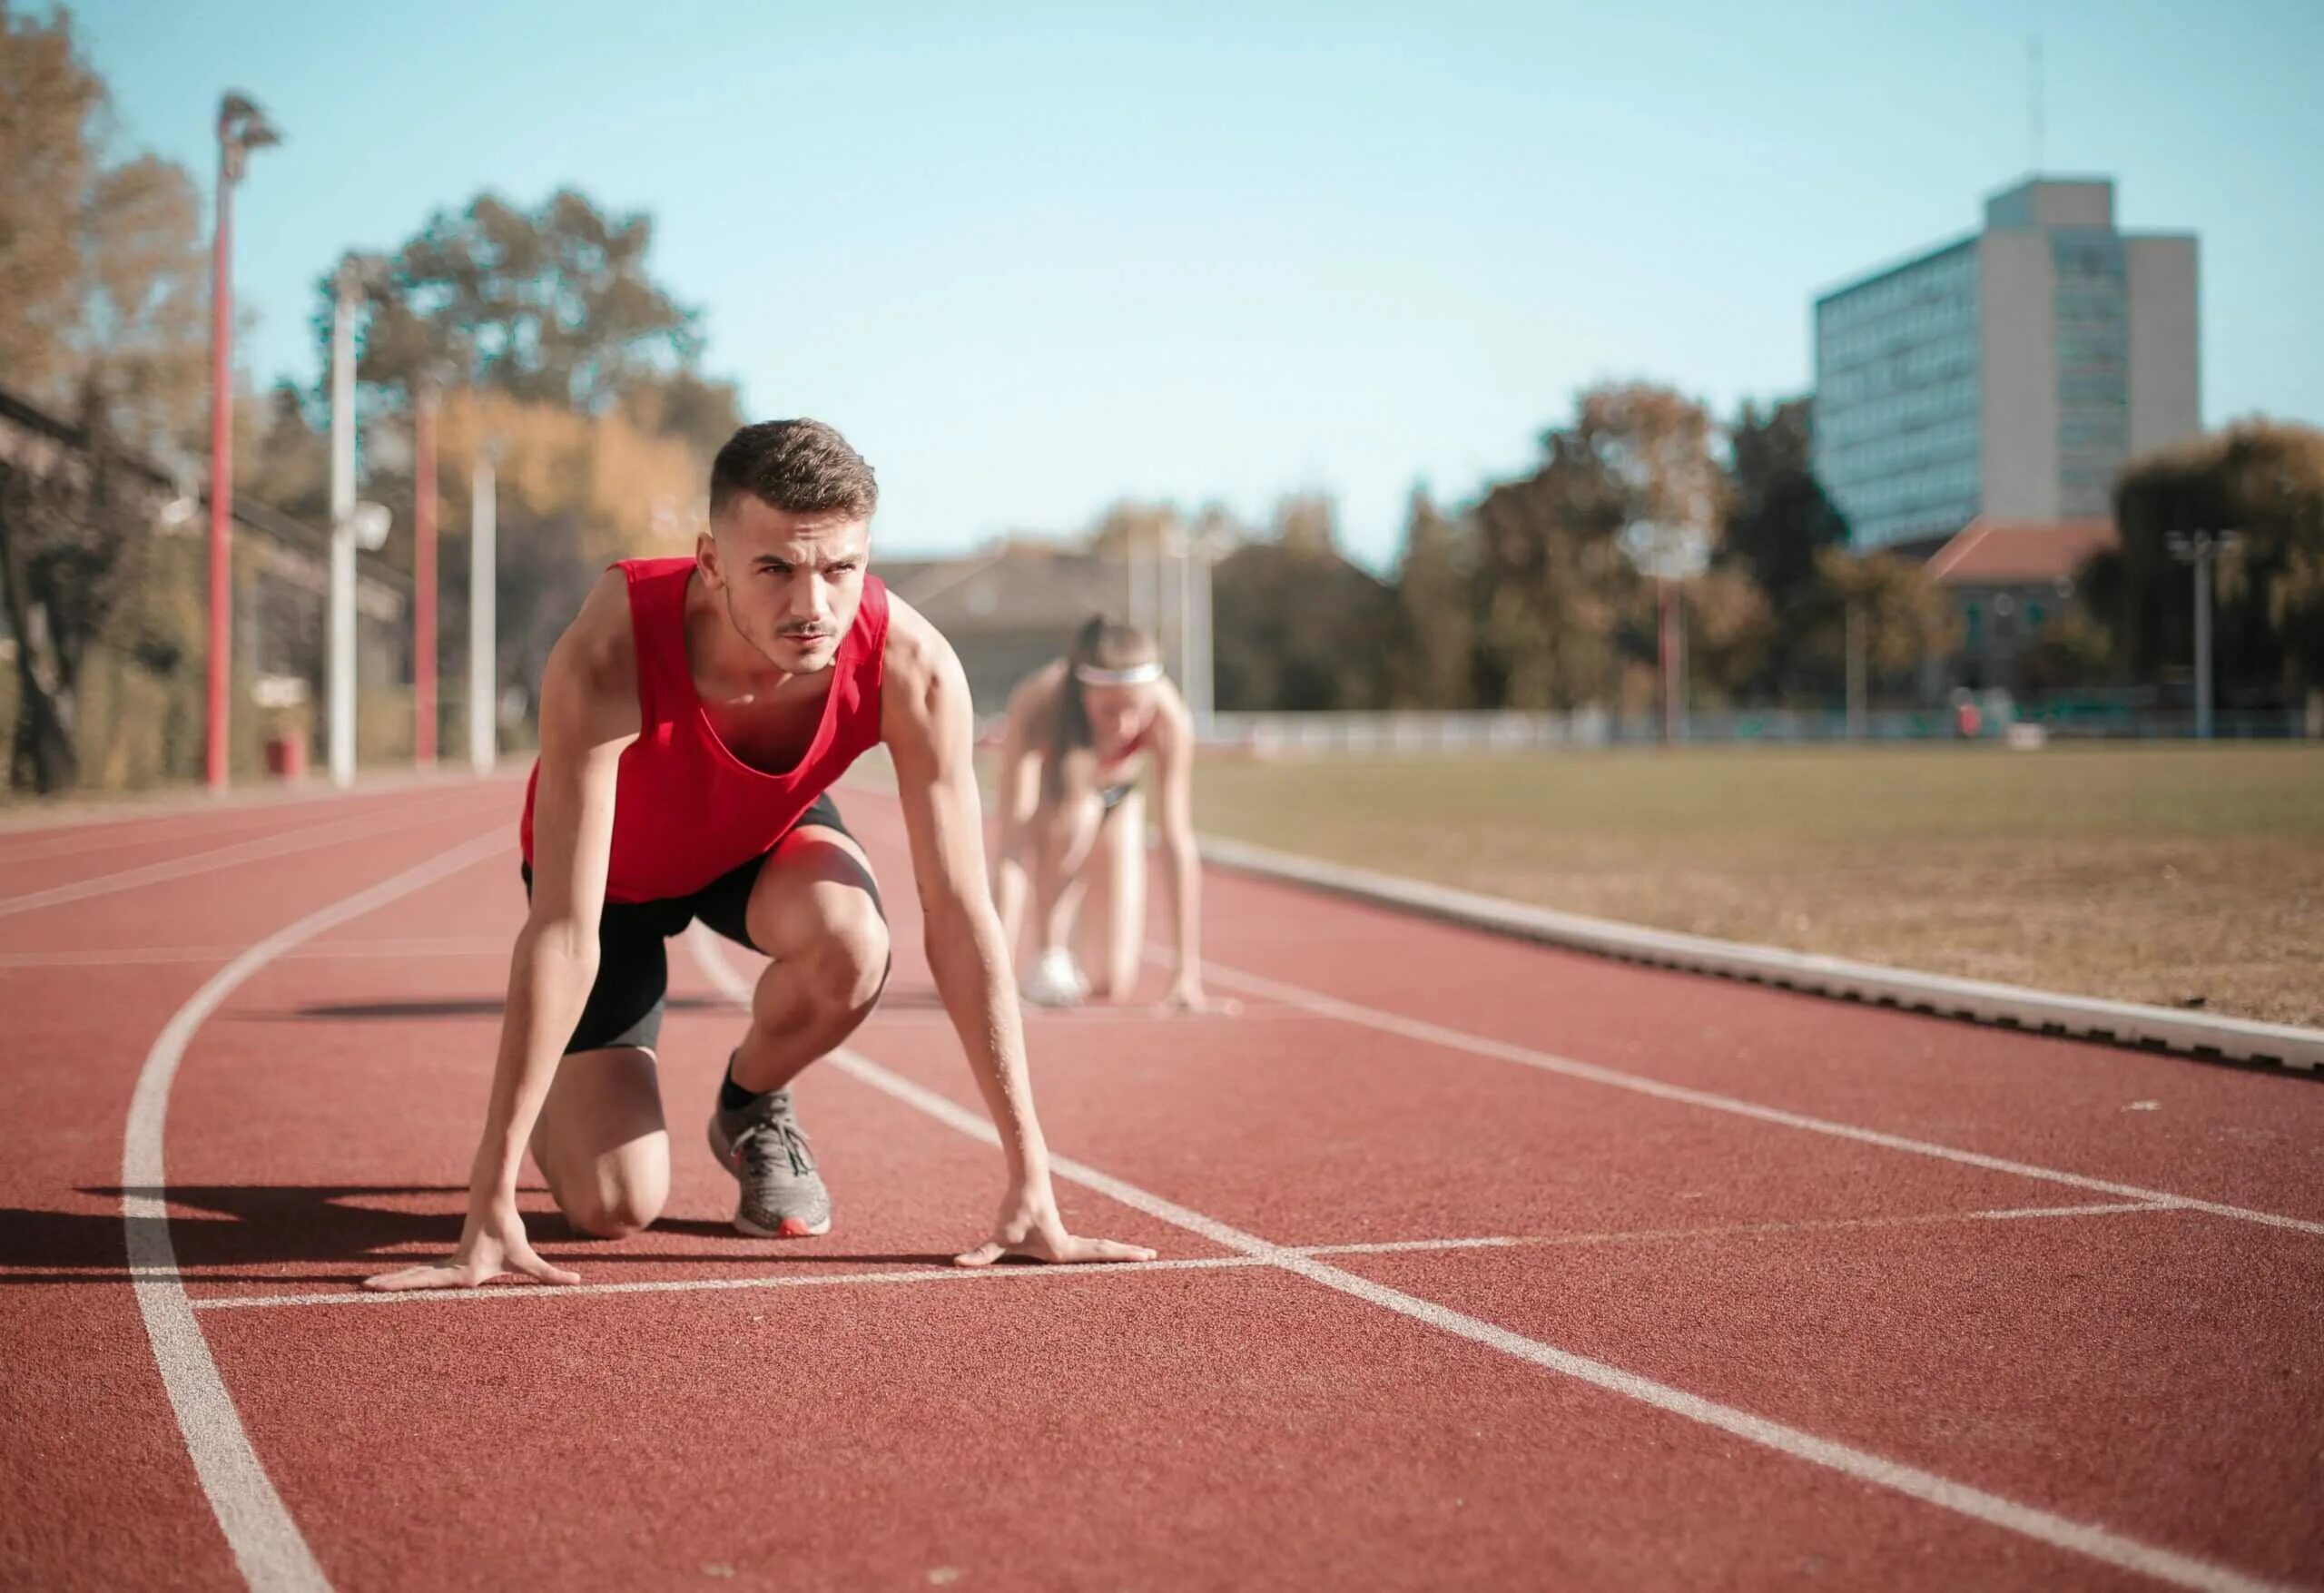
[1198,834,2323,1075]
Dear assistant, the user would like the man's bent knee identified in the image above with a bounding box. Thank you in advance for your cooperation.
[557,1182,665,1241]
[806,902,890,1013]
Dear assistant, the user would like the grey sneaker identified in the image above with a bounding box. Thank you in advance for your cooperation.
[707,1086,832,1238]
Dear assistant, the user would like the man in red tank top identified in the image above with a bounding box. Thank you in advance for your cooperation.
[368,420,1153,1291]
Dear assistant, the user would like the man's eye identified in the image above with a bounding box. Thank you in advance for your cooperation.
[762,565,791,576]
[829,563,858,575]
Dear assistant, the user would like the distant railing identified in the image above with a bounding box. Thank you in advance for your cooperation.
[1197,706,2309,753]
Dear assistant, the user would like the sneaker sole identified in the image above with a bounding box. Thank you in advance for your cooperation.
[729,1208,833,1240]
[706,1116,833,1240]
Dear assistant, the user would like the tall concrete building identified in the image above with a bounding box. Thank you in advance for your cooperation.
[1811,178,2200,554]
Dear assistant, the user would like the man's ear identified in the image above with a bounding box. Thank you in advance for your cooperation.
[695,528,724,591]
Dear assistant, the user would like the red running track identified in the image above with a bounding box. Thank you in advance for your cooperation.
[1,774,2318,1591]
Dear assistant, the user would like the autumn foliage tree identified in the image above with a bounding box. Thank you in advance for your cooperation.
[2097,420,2324,716]
[0,5,210,791]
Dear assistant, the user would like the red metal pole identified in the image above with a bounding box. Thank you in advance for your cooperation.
[413,386,438,766]
[204,139,234,791]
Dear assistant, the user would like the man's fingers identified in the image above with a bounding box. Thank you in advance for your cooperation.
[512,1248,581,1286]
[361,1264,468,1293]
[1059,1236,1158,1264]
[952,1242,1009,1269]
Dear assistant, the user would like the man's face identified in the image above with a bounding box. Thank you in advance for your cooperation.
[1081,680,1157,756]
[700,497,871,675]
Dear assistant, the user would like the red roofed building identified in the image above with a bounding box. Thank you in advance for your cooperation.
[1925,516,2118,691]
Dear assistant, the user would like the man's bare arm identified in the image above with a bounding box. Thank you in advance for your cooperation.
[881,598,1156,1266]
[366,570,638,1291]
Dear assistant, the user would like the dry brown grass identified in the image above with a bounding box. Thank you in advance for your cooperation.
[1193,742,2324,1028]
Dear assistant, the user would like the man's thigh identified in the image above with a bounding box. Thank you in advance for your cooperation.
[739,821,886,959]
[685,799,887,958]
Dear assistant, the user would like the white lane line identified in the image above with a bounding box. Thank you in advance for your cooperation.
[125,831,507,1593]
[840,792,2324,1242]
[688,929,2290,1593]
[196,1254,1278,1310]
[1184,953,2324,1240]
[0,937,511,969]
[185,1201,2169,1313]
[872,1006,1315,1029]
[1,799,472,919]
[0,811,290,867]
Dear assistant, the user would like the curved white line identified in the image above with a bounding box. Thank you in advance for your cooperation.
[123,831,507,1590]
[5,797,469,919]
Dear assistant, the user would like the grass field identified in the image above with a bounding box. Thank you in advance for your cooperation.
[1192,742,2324,1030]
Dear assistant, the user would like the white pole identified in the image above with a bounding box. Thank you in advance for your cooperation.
[1193,543,1216,740]
[1846,597,1866,740]
[2193,545,2213,742]
[1131,529,1154,633]
[1175,533,1195,712]
[469,455,497,776]
[1671,585,1688,742]
[327,267,358,788]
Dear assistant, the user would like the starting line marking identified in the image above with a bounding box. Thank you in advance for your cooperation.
[688,929,2292,1593]
[181,1200,2170,1313]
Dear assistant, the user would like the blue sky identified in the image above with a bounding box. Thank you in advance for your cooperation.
[65,0,2324,566]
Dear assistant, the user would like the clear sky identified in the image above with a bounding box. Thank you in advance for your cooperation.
[64,0,2324,566]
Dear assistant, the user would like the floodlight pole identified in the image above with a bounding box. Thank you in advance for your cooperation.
[412,380,438,766]
[327,263,359,787]
[469,447,499,776]
[204,93,281,790]
[2167,530,2240,740]
[1845,597,1867,740]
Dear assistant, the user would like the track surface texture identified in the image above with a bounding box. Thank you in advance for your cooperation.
[2,774,2318,1592]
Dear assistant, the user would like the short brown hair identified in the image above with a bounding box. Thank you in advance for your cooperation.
[709,419,878,520]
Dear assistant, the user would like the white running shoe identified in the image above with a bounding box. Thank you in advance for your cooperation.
[1022,947,1089,1008]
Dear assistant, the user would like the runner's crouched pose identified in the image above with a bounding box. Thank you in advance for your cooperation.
[989,617,1227,1013]
[367,421,1153,1290]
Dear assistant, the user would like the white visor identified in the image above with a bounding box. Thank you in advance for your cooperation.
[1074,660,1164,686]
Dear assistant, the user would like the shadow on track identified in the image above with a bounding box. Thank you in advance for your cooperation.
[0,1185,956,1283]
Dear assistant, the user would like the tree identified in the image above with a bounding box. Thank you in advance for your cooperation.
[1794,548,1959,700]
[2103,421,2324,711]
[426,388,709,723]
[0,5,212,791]
[316,189,743,443]
[2018,608,2118,693]
[0,6,98,399]
[1722,397,1849,696]
[1469,383,1719,710]
[0,382,144,790]
[1212,496,1395,711]
[1679,563,1775,705]
[1389,486,1474,708]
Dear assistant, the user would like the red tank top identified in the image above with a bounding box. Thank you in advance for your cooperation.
[519,557,891,903]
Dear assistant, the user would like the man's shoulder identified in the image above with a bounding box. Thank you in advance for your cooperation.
[542,567,642,742]
[872,590,974,751]
[876,591,960,693]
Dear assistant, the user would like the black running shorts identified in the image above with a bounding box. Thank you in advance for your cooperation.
[518,791,880,1056]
